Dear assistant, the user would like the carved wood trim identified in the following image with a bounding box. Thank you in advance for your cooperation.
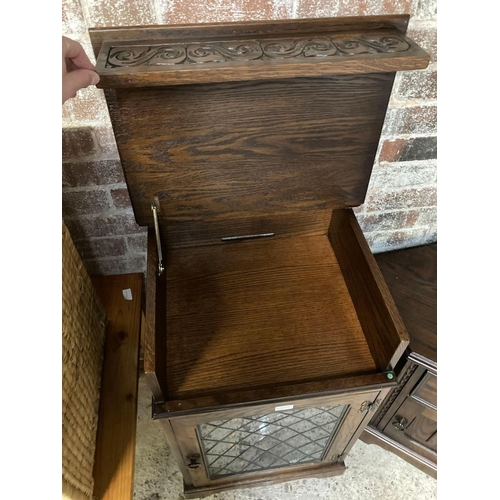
[94,22,429,87]
[371,362,418,427]
[104,34,412,68]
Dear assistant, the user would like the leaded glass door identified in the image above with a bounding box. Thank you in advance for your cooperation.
[169,389,382,489]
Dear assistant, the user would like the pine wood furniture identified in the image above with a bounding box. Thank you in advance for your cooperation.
[91,274,143,500]
[62,221,142,500]
[90,15,429,497]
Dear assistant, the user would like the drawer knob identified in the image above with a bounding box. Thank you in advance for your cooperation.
[392,417,408,431]
[187,455,201,469]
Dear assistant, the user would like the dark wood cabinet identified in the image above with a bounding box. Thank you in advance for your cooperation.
[162,389,383,497]
[361,244,437,478]
[90,15,430,497]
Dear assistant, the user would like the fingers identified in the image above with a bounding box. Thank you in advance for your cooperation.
[62,69,100,104]
[62,36,95,71]
[62,37,100,104]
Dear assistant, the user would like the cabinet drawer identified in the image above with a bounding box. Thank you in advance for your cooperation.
[411,372,437,409]
[383,396,437,464]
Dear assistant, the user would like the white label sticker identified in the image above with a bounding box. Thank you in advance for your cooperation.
[122,288,133,300]
[275,404,294,412]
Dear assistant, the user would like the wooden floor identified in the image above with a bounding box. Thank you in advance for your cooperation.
[165,234,377,399]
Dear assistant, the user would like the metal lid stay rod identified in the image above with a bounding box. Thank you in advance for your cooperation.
[151,198,164,276]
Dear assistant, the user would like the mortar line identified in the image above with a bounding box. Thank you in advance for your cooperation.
[62,183,127,193]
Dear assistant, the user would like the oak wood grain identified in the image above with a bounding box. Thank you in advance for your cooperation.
[91,274,142,500]
[328,209,409,371]
[383,397,437,461]
[158,419,194,488]
[360,427,437,478]
[338,387,390,461]
[89,15,412,58]
[165,233,377,400]
[169,390,379,490]
[155,209,332,250]
[366,244,438,474]
[411,372,437,409]
[105,72,394,247]
[183,461,346,499]
[322,389,389,464]
[145,227,167,401]
[374,361,425,430]
[154,374,394,416]
[94,28,428,88]
[88,15,432,495]
[375,244,437,363]
[98,55,428,88]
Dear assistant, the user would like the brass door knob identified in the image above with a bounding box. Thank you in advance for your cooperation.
[392,416,408,431]
[187,455,201,469]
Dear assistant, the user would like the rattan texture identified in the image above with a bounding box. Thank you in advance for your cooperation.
[62,222,107,499]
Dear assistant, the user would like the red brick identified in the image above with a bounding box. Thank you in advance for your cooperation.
[365,226,436,254]
[73,237,127,260]
[416,0,437,20]
[84,256,147,277]
[336,0,416,16]
[397,70,437,101]
[62,189,111,216]
[369,161,436,189]
[365,186,437,212]
[382,105,437,136]
[85,0,155,27]
[378,138,406,162]
[161,0,293,24]
[62,160,126,188]
[296,0,338,18]
[378,137,436,163]
[127,234,148,254]
[64,214,146,239]
[62,86,110,123]
[64,215,117,239]
[62,127,97,160]
[356,210,411,233]
[407,23,437,63]
[62,126,119,161]
[111,188,132,209]
[297,0,417,18]
[93,126,119,159]
[122,213,146,234]
[62,0,87,35]
[405,206,437,228]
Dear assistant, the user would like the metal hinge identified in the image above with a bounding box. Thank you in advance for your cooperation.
[151,197,164,276]
[331,453,346,463]
[359,398,381,413]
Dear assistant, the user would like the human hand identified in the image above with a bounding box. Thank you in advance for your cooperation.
[62,36,100,104]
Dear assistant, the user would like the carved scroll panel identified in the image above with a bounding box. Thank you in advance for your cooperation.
[106,35,412,68]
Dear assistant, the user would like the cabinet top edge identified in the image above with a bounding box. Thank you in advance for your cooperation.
[89,15,411,58]
[89,16,428,87]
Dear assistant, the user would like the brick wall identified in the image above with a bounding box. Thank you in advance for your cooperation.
[62,0,437,275]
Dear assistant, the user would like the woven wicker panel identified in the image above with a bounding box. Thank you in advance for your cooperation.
[62,221,107,500]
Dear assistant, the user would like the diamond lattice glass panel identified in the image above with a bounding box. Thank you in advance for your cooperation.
[198,404,348,479]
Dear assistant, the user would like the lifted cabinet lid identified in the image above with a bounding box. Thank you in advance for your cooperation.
[91,16,429,248]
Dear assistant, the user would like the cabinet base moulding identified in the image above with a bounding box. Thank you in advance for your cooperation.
[183,462,346,499]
